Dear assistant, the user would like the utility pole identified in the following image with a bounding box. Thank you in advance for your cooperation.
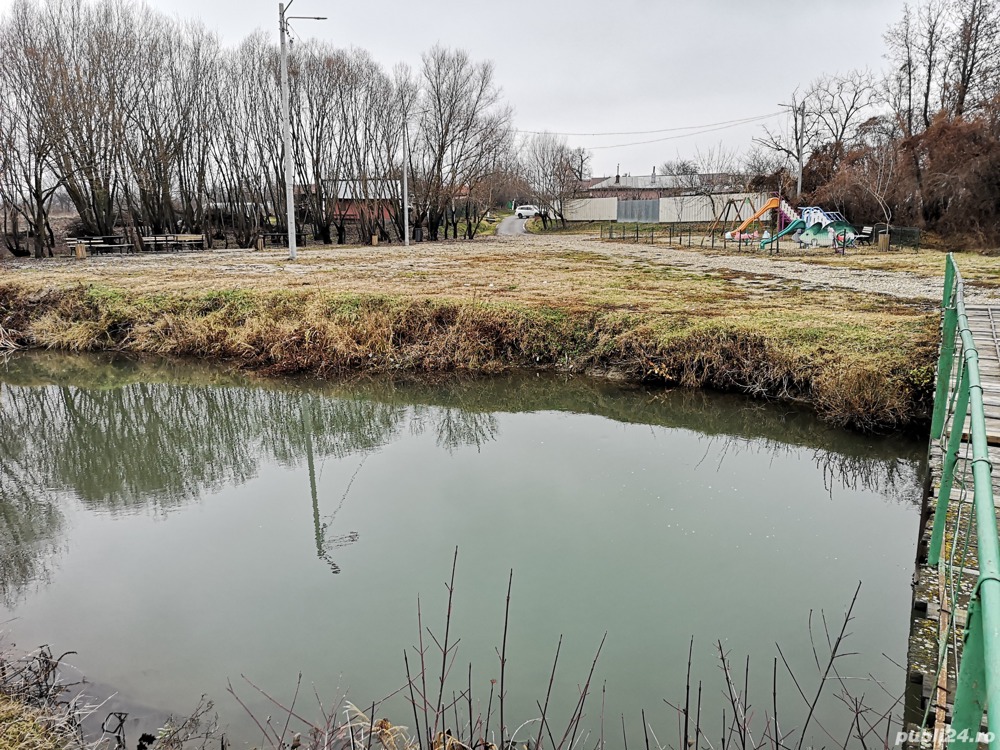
[402,122,410,246]
[796,101,805,199]
[278,1,325,261]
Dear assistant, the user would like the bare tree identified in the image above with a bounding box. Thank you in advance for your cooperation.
[205,34,281,247]
[945,0,1000,117]
[815,116,897,228]
[806,70,878,149]
[661,146,742,220]
[754,90,817,198]
[411,46,513,241]
[521,132,585,228]
[0,2,61,257]
[567,146,591,182]
[884,4,918,136]
[917,0,950,128]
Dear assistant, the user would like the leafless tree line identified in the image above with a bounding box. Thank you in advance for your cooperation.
[0,0,518,257]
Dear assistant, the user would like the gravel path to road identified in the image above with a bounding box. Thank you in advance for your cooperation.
[496,215,527,235]
[503,233,1000,305]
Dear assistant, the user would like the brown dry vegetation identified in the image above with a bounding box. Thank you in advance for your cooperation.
[0,696,72,750]
[0,239,939,433]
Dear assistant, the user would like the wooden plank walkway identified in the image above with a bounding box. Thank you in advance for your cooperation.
[906,305,1000,740]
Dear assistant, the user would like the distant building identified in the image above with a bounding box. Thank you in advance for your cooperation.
[322,179,401,222]
[583,170,739,200]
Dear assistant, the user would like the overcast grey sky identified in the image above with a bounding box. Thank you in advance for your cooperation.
[0,0,905,175]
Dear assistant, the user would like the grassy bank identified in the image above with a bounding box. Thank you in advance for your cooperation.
[0,266,936,432]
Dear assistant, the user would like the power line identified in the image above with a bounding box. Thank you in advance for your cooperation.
[585,113,781,150]
[516,112,782,138]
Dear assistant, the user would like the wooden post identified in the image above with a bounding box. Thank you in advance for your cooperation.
[75,242,86,259]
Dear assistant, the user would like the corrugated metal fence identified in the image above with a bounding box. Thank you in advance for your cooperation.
[617,200,659,223]
[563,197,617,221]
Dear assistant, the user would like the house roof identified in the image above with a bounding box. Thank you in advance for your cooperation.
[589,173,737,192]
[576,176,607,191]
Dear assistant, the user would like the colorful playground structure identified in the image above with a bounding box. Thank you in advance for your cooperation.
[715,195,858,250]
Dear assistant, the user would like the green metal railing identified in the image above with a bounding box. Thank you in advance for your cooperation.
[927,254,1000,747]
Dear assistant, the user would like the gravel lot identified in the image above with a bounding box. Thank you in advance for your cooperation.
[505,233,1000,305]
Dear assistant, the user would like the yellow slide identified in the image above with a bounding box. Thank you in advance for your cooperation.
[735,197,779,233]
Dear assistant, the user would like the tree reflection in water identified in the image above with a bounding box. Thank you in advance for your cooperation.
[0,352,922,605]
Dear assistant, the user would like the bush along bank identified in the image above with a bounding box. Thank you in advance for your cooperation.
[0,283,938,434]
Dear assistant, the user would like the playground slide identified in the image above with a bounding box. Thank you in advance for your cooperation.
[759,219,805,250]
[735,197,780,234]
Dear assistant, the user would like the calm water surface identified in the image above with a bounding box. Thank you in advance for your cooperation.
[0,352,925,746]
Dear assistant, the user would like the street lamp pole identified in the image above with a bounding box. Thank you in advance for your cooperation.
[279,2,296,260]
[278,1,325,261]
[402,122,409,247]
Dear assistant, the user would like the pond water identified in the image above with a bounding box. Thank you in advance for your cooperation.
[0,352,925,748]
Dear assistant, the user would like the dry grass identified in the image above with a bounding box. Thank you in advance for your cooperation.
[0,238,939,432]
[654,239,1000,286]
[0,696,72,750]
[788,246,1000,284]
[525,222,999,286]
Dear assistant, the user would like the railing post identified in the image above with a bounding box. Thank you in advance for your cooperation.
[952,594,987,747]
[981,580,1000,750]
[929,364,970,565]
[931,255,958,440]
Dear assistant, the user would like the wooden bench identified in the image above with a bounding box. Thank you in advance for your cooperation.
[173,234,206,251]
[70,233,208,255]
[855,226,874,245]
[139,234,207,252]
[67,236,131,255]
[141,235,173,252]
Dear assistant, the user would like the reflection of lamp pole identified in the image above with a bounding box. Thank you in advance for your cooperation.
[301,393,361,575]
[302,394,324,561]
[278,1,326,261]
